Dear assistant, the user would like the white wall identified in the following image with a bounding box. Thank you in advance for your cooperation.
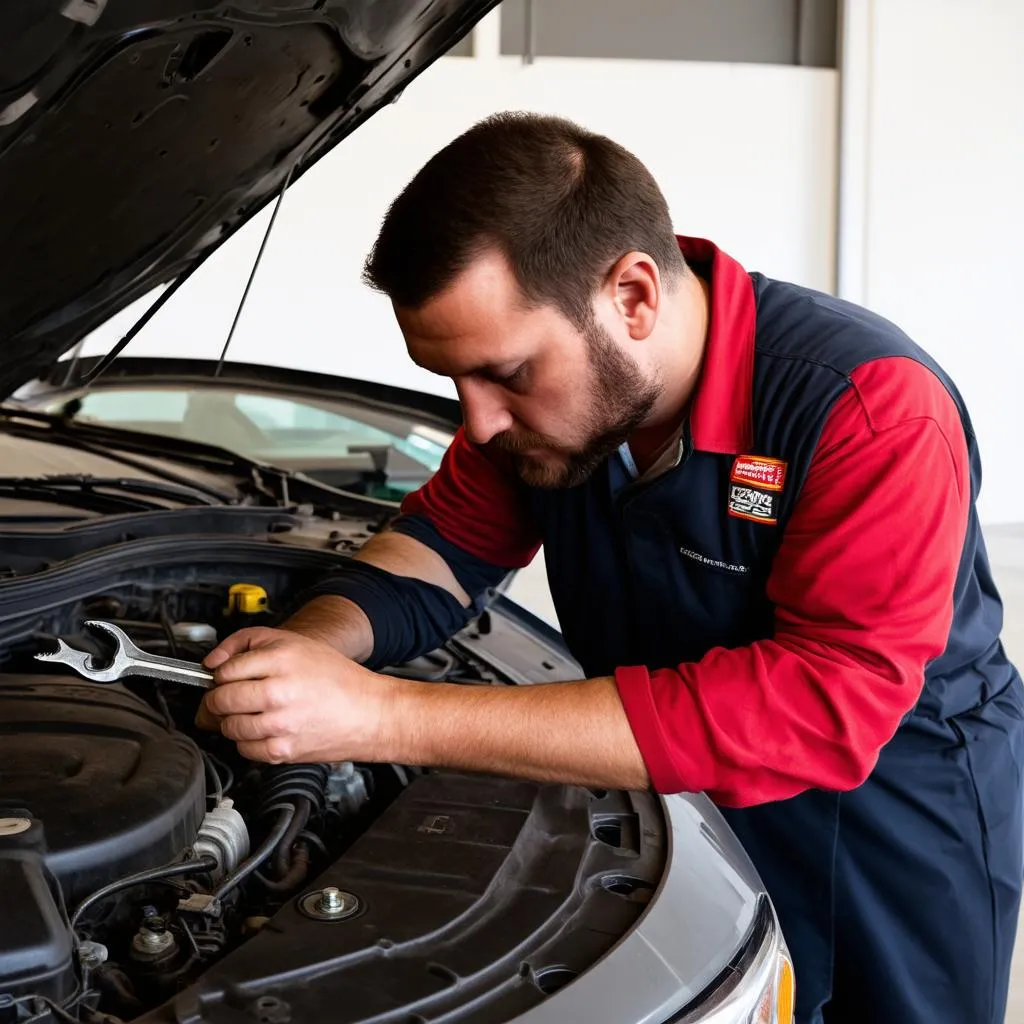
[79,12,839,406]
[839,0,1024,524]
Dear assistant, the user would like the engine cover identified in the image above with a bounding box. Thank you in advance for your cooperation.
[0,675,205,906]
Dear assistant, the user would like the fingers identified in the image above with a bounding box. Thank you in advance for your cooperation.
[204,627,285,669]
[212,644,286,685]
[196,630,349,766]
[236,737,293,764]
[194,701,221,732]
[218,711,287,743]
[204,678,284,717]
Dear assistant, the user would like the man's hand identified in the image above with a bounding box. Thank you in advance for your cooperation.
[195,626,289,733]
[198,630,391,763]
[194,591,378,734]
[198,624,650,790]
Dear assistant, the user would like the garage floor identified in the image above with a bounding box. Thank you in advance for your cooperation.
[506,525,1024,1023]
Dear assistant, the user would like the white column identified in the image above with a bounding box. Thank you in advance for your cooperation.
[835,0,874,306]
[470,6,502,63]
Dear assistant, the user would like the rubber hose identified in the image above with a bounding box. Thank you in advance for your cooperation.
[212,804,295,902]
[71,856,218,931]
[257,841,310,892]
[94,966,144,1014]
[203,753,224,805]
[272,797,310,878]
[259,764,329,807]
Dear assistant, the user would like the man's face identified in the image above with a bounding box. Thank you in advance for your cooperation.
[396,252,660,489]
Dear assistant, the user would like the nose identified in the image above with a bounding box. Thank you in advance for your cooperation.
[457,379,514,446]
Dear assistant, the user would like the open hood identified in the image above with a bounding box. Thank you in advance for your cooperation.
[0,0,497,400]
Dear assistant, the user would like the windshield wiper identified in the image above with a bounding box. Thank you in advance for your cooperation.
[0,411,239,504]
[0,410,400,519]
[0,476,220,516]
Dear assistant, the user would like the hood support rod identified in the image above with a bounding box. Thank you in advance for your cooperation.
[214,164,294,378]
[79,260,203,386]
[78,162,295,388]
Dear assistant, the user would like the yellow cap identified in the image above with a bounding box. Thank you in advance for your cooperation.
[225,583,269,616]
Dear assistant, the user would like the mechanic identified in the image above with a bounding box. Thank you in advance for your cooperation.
[199,113,1024,1024]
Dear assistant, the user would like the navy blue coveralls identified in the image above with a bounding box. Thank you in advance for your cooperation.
[309,238,1024,1023]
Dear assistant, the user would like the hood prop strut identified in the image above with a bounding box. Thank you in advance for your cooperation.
[78,260,203,386]
[76,164,294,389]
[214,164,294,378]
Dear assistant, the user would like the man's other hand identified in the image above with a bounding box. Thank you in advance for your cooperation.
[195,626,289,733]
[197,630,389,764]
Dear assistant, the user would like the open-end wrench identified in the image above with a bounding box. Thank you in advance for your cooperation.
[35,620,214,689]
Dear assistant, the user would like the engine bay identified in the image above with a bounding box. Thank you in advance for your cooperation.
[0,575,388,1022]
[0,551,666,1024]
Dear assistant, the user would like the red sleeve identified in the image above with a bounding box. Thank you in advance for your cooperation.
[400,427,542,568]
[615,357,972,807]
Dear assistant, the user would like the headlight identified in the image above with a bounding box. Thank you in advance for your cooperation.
[671,897,795,1024]
[750,952,795,1024]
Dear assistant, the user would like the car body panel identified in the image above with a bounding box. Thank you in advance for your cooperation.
[512,794,766,1024]
[0,0,498,398]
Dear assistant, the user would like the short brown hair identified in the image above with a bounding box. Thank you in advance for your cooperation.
[362,112,686,327]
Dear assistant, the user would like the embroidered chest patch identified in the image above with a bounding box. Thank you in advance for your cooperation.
[728,456,787,525]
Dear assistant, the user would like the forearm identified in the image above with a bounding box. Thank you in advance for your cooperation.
[355,529,470,605]
[282,595,375,662]
[378,675,651,791]
[285,529,471,663]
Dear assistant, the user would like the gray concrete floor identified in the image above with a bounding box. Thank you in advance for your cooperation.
[505,527,1024,1021]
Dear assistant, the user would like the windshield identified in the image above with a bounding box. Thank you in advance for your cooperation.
[39,385,451,501]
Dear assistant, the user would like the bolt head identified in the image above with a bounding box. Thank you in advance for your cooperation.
[298,886,360,921]
[132,926,175,959]
[319,886,343,911]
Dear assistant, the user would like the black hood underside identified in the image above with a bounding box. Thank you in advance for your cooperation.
[0,0,496,400]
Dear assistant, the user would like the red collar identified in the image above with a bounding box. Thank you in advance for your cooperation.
[677,236,755,455]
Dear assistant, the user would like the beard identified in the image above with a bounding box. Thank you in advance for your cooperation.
[486,320,660,489]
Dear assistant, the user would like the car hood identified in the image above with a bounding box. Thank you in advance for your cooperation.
[0,0,496,401]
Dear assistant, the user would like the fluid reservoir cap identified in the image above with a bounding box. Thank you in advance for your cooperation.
[225,583,269,616]
[0,817,32,836]
[171,622,219,645]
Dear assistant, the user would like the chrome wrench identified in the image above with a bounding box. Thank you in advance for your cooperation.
[35,619,214,689]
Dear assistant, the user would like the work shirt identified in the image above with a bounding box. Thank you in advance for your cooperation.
[306,236,1023,1022]
[392,236,1010,808]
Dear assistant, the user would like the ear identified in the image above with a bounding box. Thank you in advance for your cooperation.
[605,252,661,341]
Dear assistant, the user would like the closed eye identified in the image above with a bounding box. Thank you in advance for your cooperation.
[472,361,529,391]
[497,363,527,389]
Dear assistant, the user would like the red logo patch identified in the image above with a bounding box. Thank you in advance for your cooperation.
[730,456,787,492]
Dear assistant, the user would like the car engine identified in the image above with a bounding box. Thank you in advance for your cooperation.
[0,555,663,1024]
[0,578,433,1022]
[0,565,462,1019]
